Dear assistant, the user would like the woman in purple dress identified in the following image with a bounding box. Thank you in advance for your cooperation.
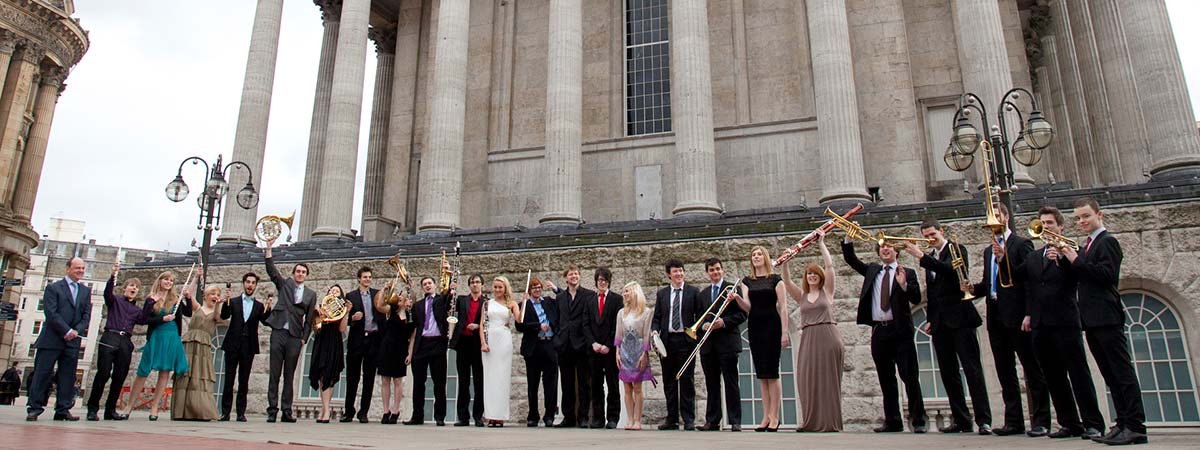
[615,281,654,430]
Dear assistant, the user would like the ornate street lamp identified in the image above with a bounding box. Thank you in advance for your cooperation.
[164,154,257,290]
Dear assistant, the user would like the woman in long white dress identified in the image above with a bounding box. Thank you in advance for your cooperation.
[481,276,521,426]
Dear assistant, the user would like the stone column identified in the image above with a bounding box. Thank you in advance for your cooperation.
[808,0,869,204]
[311,0,371,240]
[298,0,342,241]
[1066,0,1122,185]
[381,0,424,236]
[1039,35,1082,184]
[1089,0,1150,183]
[1118,0,1200,180]
[0,45,41,205]
[1051,0,1099,187]
[0,33,16,99]
[11,66,65,219]
[361,25,397,241]
[540,0,583,226]
[415,0,471,234]
[217,0,285,246]
[668,0,721,216]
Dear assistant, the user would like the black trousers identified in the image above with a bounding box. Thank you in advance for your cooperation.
[455,338,484,423]
[1033,326,1104,431]
[344,332,381,417]
[26,346,79,416]
[525,339,559,422]
[557,346,591,424]
[661,332,697,426]
[930,326,990,427]
[221,350,255,416]
[871,323,926,428]
[589,349,620,423]
[87,331,133,415]
[701,350,741,427]
[1085,326,1146,433]
[410,337,448,422]
[988,325,1050,429]
[267,330,303,416]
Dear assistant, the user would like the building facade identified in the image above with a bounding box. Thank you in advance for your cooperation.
[0,0,88,369]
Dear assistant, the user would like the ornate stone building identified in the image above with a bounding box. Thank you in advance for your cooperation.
[0,0,88,368]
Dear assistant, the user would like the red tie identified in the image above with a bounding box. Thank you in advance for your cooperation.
[598,292,605,315]
[1083,237,1093,255]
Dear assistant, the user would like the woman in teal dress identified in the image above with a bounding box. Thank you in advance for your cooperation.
[120,270,191,420]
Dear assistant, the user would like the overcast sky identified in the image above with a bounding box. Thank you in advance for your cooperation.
[31,0,1200,254]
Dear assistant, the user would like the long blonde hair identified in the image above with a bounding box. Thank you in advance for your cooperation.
[749,245,775,279]
[150,271,179,314]
[493,276,515,307]
[621,281,648,316]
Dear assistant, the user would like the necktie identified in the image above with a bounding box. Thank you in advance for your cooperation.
[68,281,77,306]
[991,236,1004,298]
[712,285,719,302]
[671,288,683,331]
[598,292,605,315]
[880,267,892,312]
[1083,236,1093,255]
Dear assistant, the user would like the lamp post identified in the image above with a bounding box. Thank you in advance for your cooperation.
[164,154,259,290]
[943,88,1054,229]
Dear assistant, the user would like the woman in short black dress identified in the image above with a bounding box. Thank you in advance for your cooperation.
[375,280,414,424]
[309,285,349,424]
[733,246,790,432]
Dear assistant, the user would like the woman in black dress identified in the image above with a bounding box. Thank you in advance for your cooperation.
[374,280,414,425]
[309,285,349,423]
[732,245,790,432]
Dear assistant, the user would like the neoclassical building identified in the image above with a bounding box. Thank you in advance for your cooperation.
[0,0,87,368]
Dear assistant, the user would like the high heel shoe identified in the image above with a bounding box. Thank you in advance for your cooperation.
[148,415,158,421]
[768,420,779,432]
[754,425,768,432]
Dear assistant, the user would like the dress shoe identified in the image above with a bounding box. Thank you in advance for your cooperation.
[1081,427,1102,440]
[476,420,486,427]
[1027,426,1049,437]
[544,419,554,428]
[343,408,356,420]
[938,423,971,433]
[554,420,577,428]
[436,419,446,426]
[219,414,230,422]
[730,424,741,432]
[1095,428,1148,445]
[978,424,993,435]
[527,419,538,427]
[267,414,277,423]
[454,420,470,427]
[54,413,80,421]
[697,423,721,431]
[402,418,423,425]
[684,423,697,431]
[991,425,1025,436]
[606,421,618,429]
[658,423,679,431]
[281,412,297,423]
[87,411,100,422]
[873,424,904,433]
[357,412,370,424]
[1048,427,1082,439]
[237,415,247,422]
[25,413,37,421]
[912,424,927,434]
[106,412,129,421]
[590,419,605,429]
[340,413,355,423]
[1095,426,1122,441]
[578,422,590,429]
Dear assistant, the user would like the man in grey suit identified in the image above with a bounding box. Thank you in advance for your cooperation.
[26,257,92,421]
[263,237,316,423]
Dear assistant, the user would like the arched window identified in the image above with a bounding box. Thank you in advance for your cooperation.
[911,308,961,400]
[211,327,226,406]
[737,329,798,426]
[300,337,347,400]
[1116,293,1200,425]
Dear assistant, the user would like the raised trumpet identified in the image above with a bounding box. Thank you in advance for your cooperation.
[1028,218,1079,251]
[825,207,873,242]
[874,231,935,250]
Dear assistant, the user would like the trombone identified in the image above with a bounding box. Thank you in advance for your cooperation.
[874,231,935,250]
[1027,218,1079,251]
[979,140,1014,288]
[677,280,743,380]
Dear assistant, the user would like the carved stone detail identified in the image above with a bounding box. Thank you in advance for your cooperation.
[368,25,397,55]
[315,0,343,23]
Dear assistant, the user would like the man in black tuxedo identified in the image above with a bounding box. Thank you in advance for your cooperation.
[1061,198,1146,445]
[449,274,487,427]
[26,257,91,422]
[1013,206,1103,439]
[843,237,926,433]
[652,259,702,430]
[342,266,383,423]
[696,258,745,432]
[404,275,452,426]
[587,267,622,429]
[518,278,559,427]
[218,272,270,422]
[903,220,990,434]
[962,203,1050,437]
[553,264,597,428]
[263,237,317,423]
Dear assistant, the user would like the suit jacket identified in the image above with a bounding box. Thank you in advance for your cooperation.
[920,242,982,333]
[586,290,624,353]
[969,233,1035,330]
[697,281,746,355]
[1014,246,1080,329]
[652,284,702,348]
[449,294,487,350]
[554,287,598,353]
[409,293,451,353]
[220,294,269,356]
[1072,230,1124,329]
[34,278,92,351]
[517,296,560,359]
[263,256,318,341]
[345,287,384,354]
[842,241,922,329]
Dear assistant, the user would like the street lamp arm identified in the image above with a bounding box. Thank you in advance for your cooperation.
[176,156,210,177]
[224,160,255,185]
[1001,87,1039,111]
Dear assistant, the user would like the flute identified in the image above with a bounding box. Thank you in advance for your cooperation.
[170,263,197,316]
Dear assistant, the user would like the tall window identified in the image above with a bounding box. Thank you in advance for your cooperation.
[624,0,671,136]
[211,327,226,406]
[912,308,969,400]
[300,337,347,400]
[737,329,798,426]
[32,320,42,335]
[1115,293,1200,425]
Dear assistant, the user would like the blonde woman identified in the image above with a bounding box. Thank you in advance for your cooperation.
[731,246,789,432]
[615,281,654,430]
[781,229,844,432]
[481,276,520,426]
[172,284,227,420]
[121,271,192,420]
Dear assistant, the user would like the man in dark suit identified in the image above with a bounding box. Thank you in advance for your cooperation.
[1061,198,1146,445]
[517,278,559,427]
[843,236,926,433]
[342,266,383,423]
[652,259,702,430]
[696,258,745,432]
[263,238,317,423]
[553,264,597,428]
[1013,206,1103,439]
[404,274,452,426]
[903,219,990,434]
[962,203,1050,437]
[587,267,622,429]
[449,274,486,427]
[218,272,270,422]
[26,257,91,421]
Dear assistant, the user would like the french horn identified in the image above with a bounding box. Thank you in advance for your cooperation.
[256,211,295,242]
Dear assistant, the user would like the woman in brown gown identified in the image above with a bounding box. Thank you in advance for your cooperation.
[171,285,225,421]
[782,228,844,432]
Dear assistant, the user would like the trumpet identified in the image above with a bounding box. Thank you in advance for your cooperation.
[979,140,1014,288]
[825,207,873,242]
[874,231,935,250]
[677,280,744,380]
[945,234,974,301]
[1028,218,1079,251]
